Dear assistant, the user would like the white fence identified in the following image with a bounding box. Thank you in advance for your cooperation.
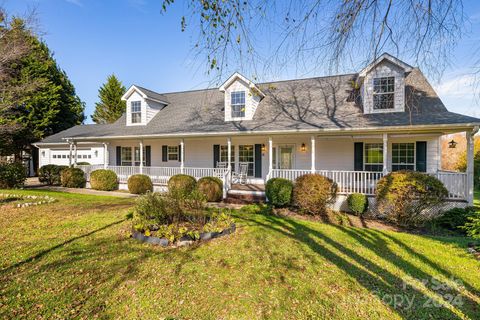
[268,169,468,200]
[268,169,384,195]
[433,171,468,200]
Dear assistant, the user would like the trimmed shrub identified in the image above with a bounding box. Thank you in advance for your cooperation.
[376,171,448,227]
[38,164,67,185]
[76,162,91,166]
[60,167,86,188]
[430,207,477,233]
[128,174,153,194]
[197,177,223,202]
[266,178,293,207]
[347,193,369,216]
[0,162,27,189]
[90,169,118,191]
[168,174,196,195]
[293,174,337,215]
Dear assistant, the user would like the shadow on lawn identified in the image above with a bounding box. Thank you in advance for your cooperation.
[239,214,479,319]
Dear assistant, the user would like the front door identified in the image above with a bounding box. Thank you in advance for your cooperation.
[275,145,294,169]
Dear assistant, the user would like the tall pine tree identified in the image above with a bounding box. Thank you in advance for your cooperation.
[91,75,126,124]
[0,15,85,156]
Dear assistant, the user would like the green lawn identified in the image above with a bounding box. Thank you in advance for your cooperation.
[0,190,479,319]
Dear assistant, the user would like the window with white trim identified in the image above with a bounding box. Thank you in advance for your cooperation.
[364,143,383,172]
[220,145,235,168]
[392,143,415,171]
[121,147,132,166]
[231,91,246,118]
[134,147,146,166]
[168,146,178,161]
[131,101,142,123]
[373,77,394,110]
[239,144,254,176]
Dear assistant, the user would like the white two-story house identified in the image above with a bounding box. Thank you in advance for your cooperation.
[36,53,480,205]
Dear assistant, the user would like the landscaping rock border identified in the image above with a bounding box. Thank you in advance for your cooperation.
[132,223,236,247]
[0,193,57,208]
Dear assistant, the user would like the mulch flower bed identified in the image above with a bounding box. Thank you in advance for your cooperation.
[132,223,236,247]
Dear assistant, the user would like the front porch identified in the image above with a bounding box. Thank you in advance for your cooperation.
[71,129,476,204]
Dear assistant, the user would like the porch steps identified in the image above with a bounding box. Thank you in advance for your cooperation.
[225,184,266,204]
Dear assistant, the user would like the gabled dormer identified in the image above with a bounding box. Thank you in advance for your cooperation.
[121,85,169,126]
[359,53,413,114]
[219,72,265,121]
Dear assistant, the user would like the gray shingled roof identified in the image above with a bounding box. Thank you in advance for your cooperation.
[134,85,169,103]
[39,69,480,144]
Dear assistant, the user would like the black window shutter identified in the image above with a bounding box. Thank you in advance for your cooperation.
[254,144,262,178]
[416,141,427,172]
[178,145,182,162]
[145,146,151,167]
[213,145,220,168]
[162,145,168,162]
[116,146,121,166]
[354,142,364,171]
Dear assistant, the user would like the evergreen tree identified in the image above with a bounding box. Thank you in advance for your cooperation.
[91,75,126,124]
[0,15,85,156]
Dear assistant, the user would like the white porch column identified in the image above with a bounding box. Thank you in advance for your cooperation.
[466,129,477,205]
[382,133,388,174]
[103,143,109,169]
[311,135,316,173]
[268,137,273,173]
[180,139,185,174]
[227,137,232,171]
[73,142,78,166]
[139,140,144,174]
[68,141,73,167]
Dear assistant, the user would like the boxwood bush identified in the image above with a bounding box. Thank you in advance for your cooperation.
[90,169,118,191]
[376,171,448,227]
[168,174,196,195]
[0,162,27,189]
[266,178,293,207]
[60,167,86,188]
[128,174,153,194]
[38,164,67,185]
[293,174,337,215]
[347,193,369,216]
[197,177,223,202]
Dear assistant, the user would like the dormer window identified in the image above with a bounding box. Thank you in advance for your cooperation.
[131,101,142,123]
[231,91,246,118]
[373,77,395,110]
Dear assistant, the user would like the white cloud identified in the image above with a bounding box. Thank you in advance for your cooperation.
[434,74,476,97]
[65,0,83,7]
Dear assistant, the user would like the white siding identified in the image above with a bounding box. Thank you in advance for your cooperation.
[362,60,406,114]
[223,79,261,121]
[38,144,105,167]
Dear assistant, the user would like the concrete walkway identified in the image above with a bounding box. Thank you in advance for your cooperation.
[25,178,137,198]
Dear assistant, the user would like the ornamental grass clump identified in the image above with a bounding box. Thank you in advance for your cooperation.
[90,169,118,191]
[293,173,337,215]
[128,174,153,194]
[375,171,448,227]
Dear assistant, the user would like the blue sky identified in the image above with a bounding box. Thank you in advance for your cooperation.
[4,0,480,123]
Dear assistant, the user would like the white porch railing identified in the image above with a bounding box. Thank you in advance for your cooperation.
[268,169,468,200]
[268,169,384,195]
[77,165,230,198]
[433,171,468,200]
